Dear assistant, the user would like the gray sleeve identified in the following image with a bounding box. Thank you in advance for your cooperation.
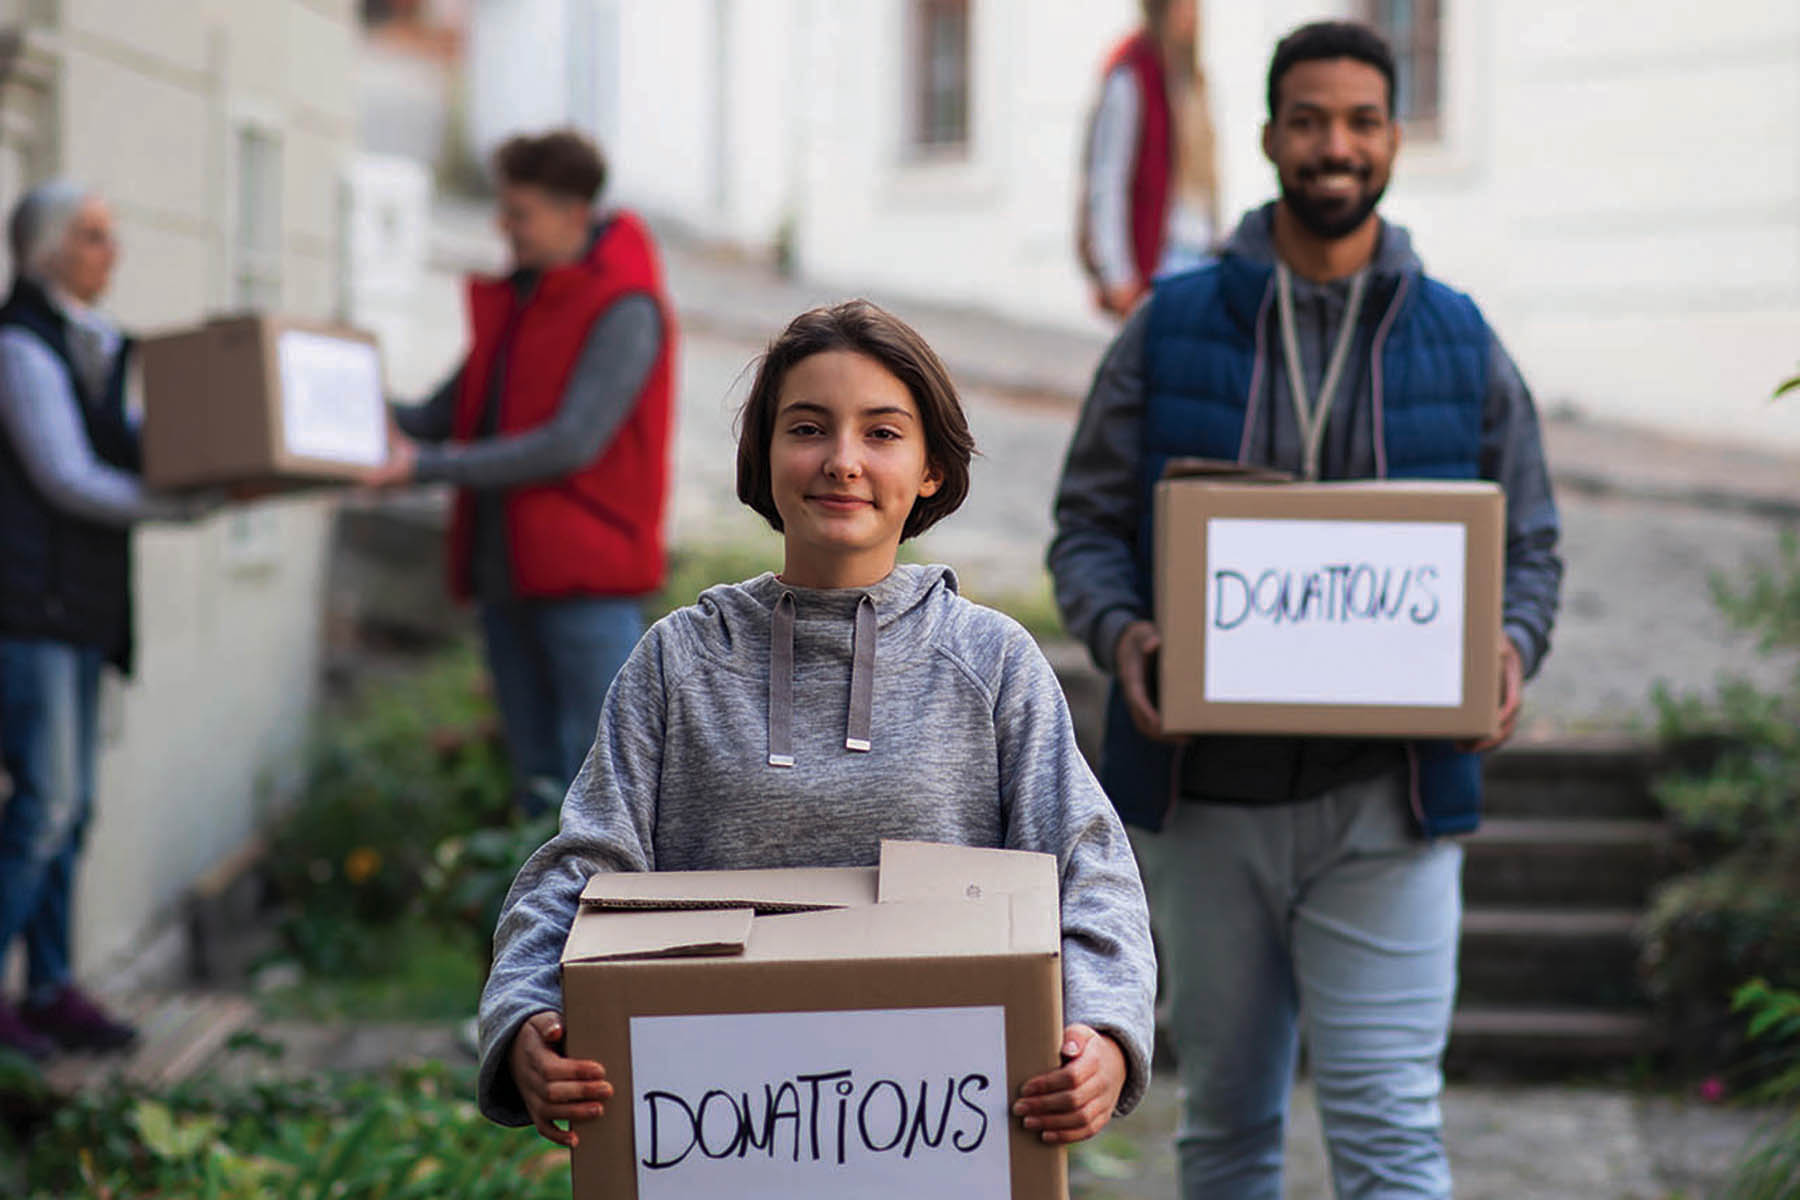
[1086,67,1143,291]
[0,329,183,526]
[1047,304,1152,674]
[390,365,461,443]
[414,293,662,489]
[992,622,1156,1115]
[1479,334,1563,679]
[476,624,668,1127]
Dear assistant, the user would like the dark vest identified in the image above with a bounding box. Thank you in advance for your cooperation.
[1102,253,1490,837]
[0,277,138,671]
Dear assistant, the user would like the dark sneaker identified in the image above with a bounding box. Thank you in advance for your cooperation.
[23,986,138,1053]
[0,1000,56,1061]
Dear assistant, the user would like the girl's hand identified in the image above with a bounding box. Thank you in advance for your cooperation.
[1012,1024,1128,1145]
[508,1010,613,1148]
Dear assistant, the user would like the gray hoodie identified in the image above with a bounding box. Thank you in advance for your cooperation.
[476,564,1158,1125]
[1049,204,1564,805]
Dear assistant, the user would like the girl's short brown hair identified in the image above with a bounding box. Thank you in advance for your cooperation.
[735,300,976,542]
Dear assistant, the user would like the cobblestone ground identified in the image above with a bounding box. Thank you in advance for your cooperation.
[1071,1077,1768,1199]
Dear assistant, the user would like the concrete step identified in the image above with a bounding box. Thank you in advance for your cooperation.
[41,990,257,1095]
[1462,818,1675,909]
[1447,1005,1661,1070]
[1483,739,1663,822]
[1458,907,1645,1010]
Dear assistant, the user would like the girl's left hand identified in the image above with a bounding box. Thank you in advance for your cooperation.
[1012,1023,1127,1144]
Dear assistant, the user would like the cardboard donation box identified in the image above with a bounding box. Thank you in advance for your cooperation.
[560,840,1067,1200]
[1155,478,1505,739]
[138,316,388,489]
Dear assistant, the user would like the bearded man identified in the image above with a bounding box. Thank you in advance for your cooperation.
[1048,20,1563,1200]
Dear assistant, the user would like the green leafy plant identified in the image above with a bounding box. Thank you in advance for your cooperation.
[266,643,523,981]
[6,1062,567,1199]
[1717,979,1800,1199]
[1644,535,1800,1065]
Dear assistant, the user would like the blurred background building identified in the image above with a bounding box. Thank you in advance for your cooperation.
[451,0,1799,448]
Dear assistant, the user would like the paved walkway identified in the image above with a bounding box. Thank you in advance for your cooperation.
[106,1003,1774,1200]
[1072,1076,1771,1200]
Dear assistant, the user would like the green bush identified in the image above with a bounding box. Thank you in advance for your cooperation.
[1718,979,1800,1199]
[266,644,523,978]
[2,1060,566,1199]
[1645,534,1800,1066]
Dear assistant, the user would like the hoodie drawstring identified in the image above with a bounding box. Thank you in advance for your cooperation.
[768,592,797,767]
[766,589,880,767]
[845,594,876,753]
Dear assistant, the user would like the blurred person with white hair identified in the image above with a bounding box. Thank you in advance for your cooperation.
[0,181,212,1059]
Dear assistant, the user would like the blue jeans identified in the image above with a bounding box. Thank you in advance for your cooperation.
[1130,771,1461,1200]
[0,637,104,1003]
[478,595,643,814]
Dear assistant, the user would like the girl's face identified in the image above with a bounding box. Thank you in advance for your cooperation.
[769,349,942,589]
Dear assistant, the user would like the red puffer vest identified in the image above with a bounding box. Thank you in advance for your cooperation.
[448,211,676,601]
[1080,31,1173,285]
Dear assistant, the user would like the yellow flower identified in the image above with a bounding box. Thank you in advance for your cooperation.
[344,846,382,885]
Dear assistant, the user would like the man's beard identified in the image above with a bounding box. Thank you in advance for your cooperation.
[1278,164,1388,240]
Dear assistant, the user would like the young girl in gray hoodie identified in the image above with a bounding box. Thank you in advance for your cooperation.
[476,300,1156,1155]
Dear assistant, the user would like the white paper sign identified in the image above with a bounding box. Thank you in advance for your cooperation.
[1204,517,1467,706]
[630,1006,1011,1200]
[276,330,386,466]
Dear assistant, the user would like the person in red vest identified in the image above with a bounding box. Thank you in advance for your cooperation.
[375,129,676,815]
[1079,0,1218,317]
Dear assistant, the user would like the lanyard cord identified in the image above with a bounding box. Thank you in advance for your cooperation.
[1275,261,1369,481]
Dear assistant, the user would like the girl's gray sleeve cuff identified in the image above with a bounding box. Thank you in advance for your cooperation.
[476,1006,540,1127]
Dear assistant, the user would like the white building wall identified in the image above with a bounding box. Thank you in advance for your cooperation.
[1,0,359,980]
[1212,1,1800,446]
[467,0,575,158]
[472,0,1800,445]
[791,0,1135,331]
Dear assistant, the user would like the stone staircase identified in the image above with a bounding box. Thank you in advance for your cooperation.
[1450,740,1673,1072]
[1041,642,1675,1074]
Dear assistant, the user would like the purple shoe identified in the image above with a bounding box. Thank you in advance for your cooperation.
[0,999,56,1061]
[23,986,138,1053]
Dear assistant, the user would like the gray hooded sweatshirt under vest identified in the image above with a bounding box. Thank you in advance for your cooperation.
[476,564,1158,1125]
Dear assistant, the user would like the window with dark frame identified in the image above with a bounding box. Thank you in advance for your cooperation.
[1364,0,1441,132]
[912,0,971,152]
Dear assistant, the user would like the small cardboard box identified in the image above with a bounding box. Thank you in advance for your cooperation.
[561,840,1067,1200]
[138,315,388,489]
[1155,477,1505,739]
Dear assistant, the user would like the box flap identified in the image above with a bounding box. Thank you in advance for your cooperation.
[579,865,876,914]
[561,907,755,964]
[740,895,1046,962]
[1161,457,1293,483]
[877,840,1058,905]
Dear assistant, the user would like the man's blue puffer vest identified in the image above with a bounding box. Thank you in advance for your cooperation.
[1102,253,1492,837]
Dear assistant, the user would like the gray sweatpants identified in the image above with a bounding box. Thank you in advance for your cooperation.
[1130,770,1461,1200]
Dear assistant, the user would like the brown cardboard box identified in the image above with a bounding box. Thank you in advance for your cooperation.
[138,315,388,489]
[1155,478,1505,739]
[560,840,1067,1200]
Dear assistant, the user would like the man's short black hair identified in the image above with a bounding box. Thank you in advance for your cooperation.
[1266,21,1398,121]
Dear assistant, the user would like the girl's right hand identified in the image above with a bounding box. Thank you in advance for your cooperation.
[508,1010,613,1148]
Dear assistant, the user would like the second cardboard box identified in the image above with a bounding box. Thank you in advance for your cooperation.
[1154,478,1505,739]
